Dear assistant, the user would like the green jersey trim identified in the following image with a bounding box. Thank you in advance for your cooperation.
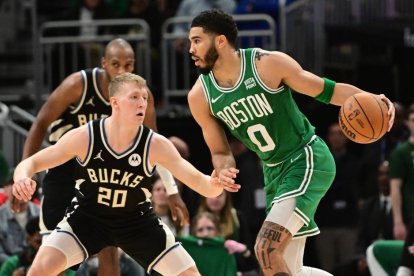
[251,48,285,94]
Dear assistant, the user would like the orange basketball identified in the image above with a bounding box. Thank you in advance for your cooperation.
[339,93,389,144]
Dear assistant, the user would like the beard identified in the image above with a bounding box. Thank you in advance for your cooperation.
[198,45,219,75]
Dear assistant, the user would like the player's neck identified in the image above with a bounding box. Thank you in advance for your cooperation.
[212,50,241,88]
[104,117,140,150]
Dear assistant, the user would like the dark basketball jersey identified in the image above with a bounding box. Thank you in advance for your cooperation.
[41,68,111,232]
[48,67,111,144]
[74,118,155,221]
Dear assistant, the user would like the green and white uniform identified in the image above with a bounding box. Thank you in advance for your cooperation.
[199,48,336,238]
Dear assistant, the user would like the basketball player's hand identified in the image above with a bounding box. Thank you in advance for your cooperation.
[212,168,240,193]
[12,177,36,202]
[167,193,190,226]
[378,94,395,131]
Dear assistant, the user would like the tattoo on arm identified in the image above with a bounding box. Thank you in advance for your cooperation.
[255,51,270,61]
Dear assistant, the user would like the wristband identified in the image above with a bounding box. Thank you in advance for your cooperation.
[157,164,179,195]
[315,77,336,104]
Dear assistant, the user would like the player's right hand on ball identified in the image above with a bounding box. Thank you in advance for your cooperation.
[12,177,36,201]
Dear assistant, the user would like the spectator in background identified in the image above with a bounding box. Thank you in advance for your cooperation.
[366,218,414,276]
[198,191,258,274]
[169,136,200,219]
[0,217,43,276]
[332,160,393,276]
[314,122,360,273]
[152,175,189,236]
[357,160,394,253]
[178,211,239,276]
[0,175,40,265]
[390,103,414,241]
[395,218,414,275]
[359,102,408,200]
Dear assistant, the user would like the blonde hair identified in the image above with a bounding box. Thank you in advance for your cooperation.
[191,211,221,236]
[108,72,147,97]
[198,191,236,238]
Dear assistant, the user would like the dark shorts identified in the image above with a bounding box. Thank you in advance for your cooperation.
[41,159,77,232]
[59,203,177,271]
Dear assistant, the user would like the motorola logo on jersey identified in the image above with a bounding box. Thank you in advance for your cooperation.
[129,154,141,167]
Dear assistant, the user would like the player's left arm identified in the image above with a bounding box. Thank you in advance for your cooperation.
[148,133,238,198]
[255,49,394,130]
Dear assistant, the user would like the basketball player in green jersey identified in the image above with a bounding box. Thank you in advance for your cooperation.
[187,10,395,275]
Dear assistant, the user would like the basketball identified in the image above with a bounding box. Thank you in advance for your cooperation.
[339,93,389,144]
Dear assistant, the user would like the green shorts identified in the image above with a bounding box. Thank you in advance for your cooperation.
[263,136,336,238]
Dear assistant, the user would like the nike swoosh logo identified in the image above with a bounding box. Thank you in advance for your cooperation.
[290,153,303,163]
[211,93,224,103]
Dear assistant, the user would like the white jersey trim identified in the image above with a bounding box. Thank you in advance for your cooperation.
[100,119,144,159]
[70,70,88,114]
[208,49,246,93]
[92,68,110,106]
[251,48,285,94]
[199,76,215,116]
[272,143,314,201]
[143,129,155,177]
[76,121,94,166]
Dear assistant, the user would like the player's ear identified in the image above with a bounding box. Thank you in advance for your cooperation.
[216,35,226,49]
[110,96,117,107]
[101,57,106,69]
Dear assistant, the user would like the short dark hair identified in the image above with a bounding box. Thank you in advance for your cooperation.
[191,9,238,48]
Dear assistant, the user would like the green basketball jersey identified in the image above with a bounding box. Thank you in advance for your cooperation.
[200,48,315,164]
